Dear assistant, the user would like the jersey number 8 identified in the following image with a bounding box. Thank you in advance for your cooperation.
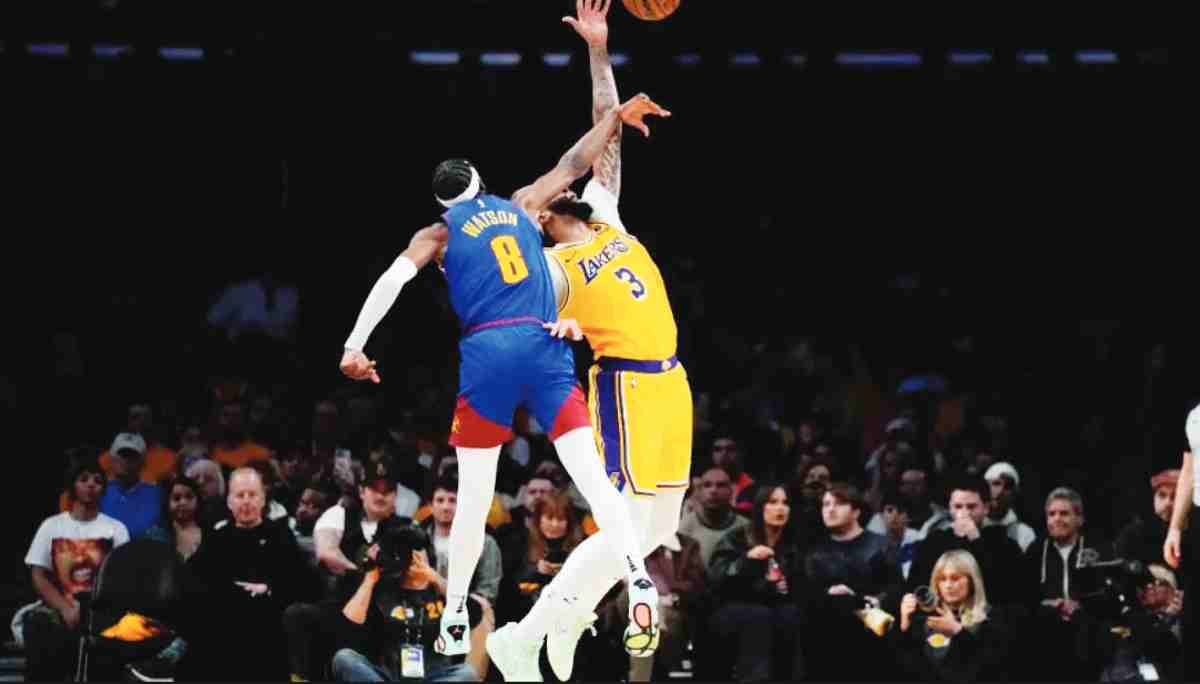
[490,235,530,284]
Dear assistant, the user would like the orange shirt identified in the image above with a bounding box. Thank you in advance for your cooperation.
[211,440,272,469]
[98,446,179,485]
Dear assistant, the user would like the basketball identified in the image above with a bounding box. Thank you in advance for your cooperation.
[621,0,681,21]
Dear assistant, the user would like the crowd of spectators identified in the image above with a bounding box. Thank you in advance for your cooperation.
[31,268,1199,682]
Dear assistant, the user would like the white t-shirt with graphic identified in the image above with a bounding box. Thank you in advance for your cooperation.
[25,512,130,596]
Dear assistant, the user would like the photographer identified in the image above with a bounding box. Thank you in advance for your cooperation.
[286,457,412,682]
[1076,562,1184,682]
[333,524,482,683]
[892,550,1013,682]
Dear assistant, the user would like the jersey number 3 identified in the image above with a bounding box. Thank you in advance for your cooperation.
[614,267,647,300]
[490,235,530,284]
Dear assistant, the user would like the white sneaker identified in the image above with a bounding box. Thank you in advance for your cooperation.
[485,622,544,682]
[624,576,661,657]
[546,610,597,681]
[434,609,471,656]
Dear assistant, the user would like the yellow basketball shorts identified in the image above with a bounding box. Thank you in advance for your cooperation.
[587,356,693,496]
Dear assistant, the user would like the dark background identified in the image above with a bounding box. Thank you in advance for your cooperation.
[9,0,1186,606]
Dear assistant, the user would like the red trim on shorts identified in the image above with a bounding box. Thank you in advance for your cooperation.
[547,385,592,441]
[448,397,514,448]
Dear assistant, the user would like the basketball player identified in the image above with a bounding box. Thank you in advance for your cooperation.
[484,2,693,680]
[1164,402,1199,680]
[339,93,671,661]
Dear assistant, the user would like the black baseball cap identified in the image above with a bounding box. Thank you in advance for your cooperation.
[363,456,399,492]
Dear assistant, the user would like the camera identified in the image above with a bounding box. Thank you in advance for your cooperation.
[1078,557,1156,620]
[357,523,429,578]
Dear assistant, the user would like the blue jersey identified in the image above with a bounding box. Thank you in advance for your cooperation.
[441,194,557,332]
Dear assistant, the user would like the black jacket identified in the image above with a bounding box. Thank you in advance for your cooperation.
[804,530,902,614]
[890,606,1014,682]
[906,526,1032,610]
[708,527,808,606]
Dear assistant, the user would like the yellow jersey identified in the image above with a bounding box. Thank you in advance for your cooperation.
[546,221,677,361]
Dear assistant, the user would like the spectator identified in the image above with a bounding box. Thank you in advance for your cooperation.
[504,475,556,533]
[679,464,751,568]
[865,442,915,513]
[867,464,947,541]
[245,458,290,522]
[802,482,902,682]
[275,440,320,514]
[184,458,228,528]
[422,476,502,606]
[98,403,179,484]
[502,492,583,623]
[20,454,130,681]
[1114,468,1179,567]
[144,477,205,562]
[179,467,309,681]
[982,461,1037,553]
[209,400,271,470]
[286,458,413,682]
[905,476,1030,610]
[712,436,756,515]
[1084,562,1184,682]
[877,489,922,579]
[100,432,164,539]
[330,525,485,683]
[893,549,1013,682]
[707,484,809,681]
[1025,486,1112,682]
[292,478,340,568]
[786,458,832,542]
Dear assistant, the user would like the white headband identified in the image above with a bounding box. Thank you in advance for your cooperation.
[436,165,482,208]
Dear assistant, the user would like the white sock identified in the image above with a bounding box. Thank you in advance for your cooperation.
[552,428,650,580]
[445,445,500,614]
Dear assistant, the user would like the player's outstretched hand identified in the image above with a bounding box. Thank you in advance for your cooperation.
[340,349,381,383]
[563,0,610,49]
[543,319,584,341]
[619,93,672,138]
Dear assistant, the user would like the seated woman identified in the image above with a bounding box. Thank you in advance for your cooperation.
[706,484,808,682]
[500,491,585,624]
[145,477,205,562]
[893,549,1013,682]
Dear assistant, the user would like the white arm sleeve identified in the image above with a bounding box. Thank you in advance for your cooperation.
[343,255,419,351]
[582,178,628,234]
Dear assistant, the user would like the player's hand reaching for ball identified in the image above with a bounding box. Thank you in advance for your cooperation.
[619,93,672,138]
[340,349,381,384]
[544,319,584,341]
[564,0,610,49]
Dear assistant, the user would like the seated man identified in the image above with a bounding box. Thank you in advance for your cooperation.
[286,457,412,681]
[332,524,486,683]
[20,454,130,681]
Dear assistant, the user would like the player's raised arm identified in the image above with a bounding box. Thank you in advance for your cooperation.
[564,0,622,199]
[340,223,448,382]
[512,94,669,215]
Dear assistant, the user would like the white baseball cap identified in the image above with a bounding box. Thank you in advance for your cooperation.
[111,432,147,457]
[984,461,1020,490]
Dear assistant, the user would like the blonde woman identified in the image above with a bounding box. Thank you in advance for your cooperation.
[893,549,1012,682]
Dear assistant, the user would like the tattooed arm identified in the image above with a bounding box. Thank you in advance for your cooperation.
[566,0,623,199]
